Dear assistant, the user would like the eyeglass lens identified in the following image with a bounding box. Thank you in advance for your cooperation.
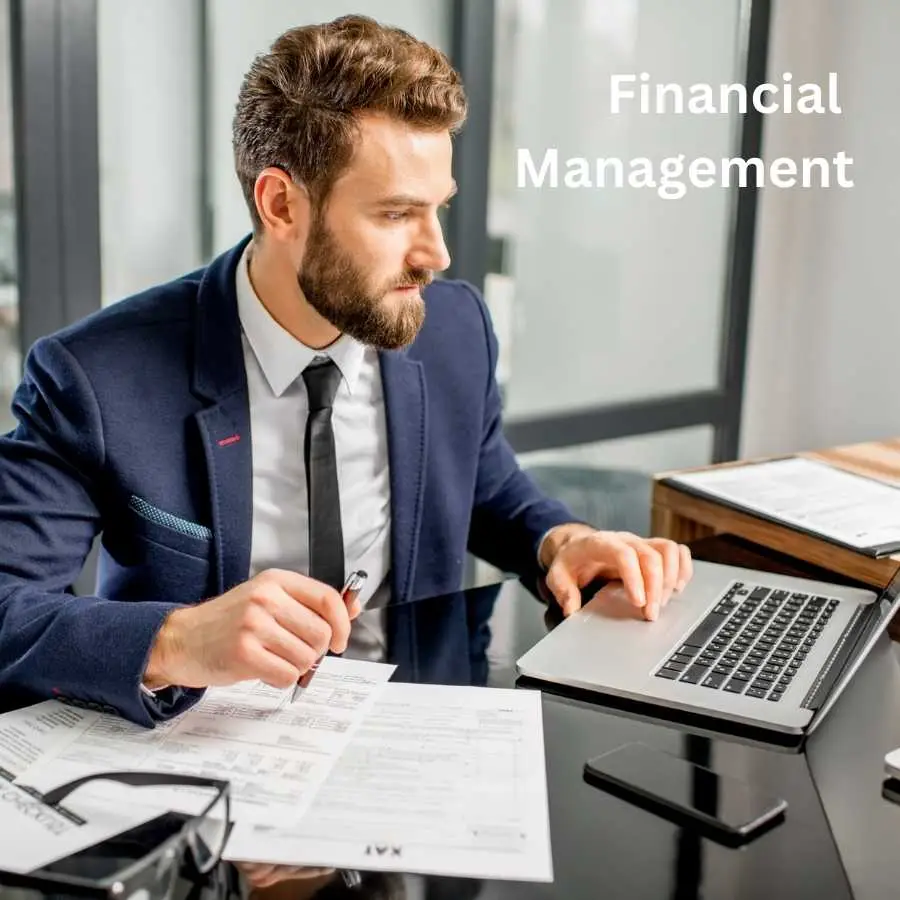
[120,843,180,900]
[188,789,229,874]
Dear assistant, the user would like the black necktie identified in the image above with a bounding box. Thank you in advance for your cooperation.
[302,358,345,590]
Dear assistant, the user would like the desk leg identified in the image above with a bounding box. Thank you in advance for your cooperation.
[651,504,716,544]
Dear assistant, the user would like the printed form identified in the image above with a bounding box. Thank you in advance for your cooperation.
[0,657,394,875]
[0,778,161,874]
[225,682,553,882]
[669,456,900,553]
[0,663,554,882]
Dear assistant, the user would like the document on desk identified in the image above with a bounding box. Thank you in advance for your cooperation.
[5,658,395,826]
[0,776,157,873]
[666,456,900,556]
[225,682,553,882]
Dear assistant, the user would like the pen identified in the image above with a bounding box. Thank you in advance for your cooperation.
[290,569,367,703]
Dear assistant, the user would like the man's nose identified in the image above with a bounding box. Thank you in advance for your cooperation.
[408,218,451,273]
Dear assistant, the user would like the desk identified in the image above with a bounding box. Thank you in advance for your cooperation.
[652,439,900,639]
[16,547,900,900]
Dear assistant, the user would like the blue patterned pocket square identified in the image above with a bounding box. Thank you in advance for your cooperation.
[128,495,213,541]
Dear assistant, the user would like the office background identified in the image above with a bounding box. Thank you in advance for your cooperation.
[0,0,895,544]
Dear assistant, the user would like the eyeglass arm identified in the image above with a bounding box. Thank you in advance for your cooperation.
[40,770,229,806]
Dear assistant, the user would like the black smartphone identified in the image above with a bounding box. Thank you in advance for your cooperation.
[584,742,787,845]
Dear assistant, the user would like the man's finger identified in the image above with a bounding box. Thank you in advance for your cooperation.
[245,644,302,690]
[260,603,326,670]
[646,538,681,605]
[600,538,646,611]
[256,569,350,652]
[677,544,694,591]
[545,563,582,615]
[631,545,664,621]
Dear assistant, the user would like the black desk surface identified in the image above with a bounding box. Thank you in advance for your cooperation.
[17,574,900,900]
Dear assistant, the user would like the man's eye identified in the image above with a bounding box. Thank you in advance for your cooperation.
[384,211,409,221]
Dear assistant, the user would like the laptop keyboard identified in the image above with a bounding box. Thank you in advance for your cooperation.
[654,581,840,702]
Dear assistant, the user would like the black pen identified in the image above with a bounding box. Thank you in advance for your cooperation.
[290,569,367,703]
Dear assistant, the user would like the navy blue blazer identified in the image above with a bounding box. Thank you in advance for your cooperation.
[0,237,575,726]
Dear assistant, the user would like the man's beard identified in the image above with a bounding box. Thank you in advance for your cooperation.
[297,218,431,350]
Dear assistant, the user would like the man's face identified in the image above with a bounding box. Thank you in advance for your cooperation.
[297,114,455,350]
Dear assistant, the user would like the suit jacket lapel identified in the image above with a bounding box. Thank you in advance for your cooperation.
[379,350,428,604]
[191,238,254,595]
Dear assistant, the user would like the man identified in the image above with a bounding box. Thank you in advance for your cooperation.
[0,15,692,727]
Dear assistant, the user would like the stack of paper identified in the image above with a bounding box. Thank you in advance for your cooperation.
[0,659,553,882]
[665,457,900,557]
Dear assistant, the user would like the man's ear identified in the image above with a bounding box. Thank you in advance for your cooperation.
[254,167,312,242]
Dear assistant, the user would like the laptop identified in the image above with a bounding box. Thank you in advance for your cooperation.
[516,560,900,735]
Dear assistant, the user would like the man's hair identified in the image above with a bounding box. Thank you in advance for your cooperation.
[233,14,468,231]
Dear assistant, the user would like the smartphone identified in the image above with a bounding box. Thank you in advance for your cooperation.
[584,742,787,845]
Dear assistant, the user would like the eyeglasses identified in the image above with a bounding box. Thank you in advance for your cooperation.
[0,771,231,899]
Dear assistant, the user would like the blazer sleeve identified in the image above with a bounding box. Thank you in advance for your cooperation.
[0,336,200,727]
[463,285,580,579]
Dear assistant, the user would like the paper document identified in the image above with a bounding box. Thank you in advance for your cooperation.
[0,777,158,874]
[11,658,395,826]
[0,702,94,781]
[225,682,553,882]
[667,457,900,555]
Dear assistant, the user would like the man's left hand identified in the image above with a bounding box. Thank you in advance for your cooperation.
[540,524,693,621]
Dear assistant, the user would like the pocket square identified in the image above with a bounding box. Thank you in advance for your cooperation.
[128,495,213,541]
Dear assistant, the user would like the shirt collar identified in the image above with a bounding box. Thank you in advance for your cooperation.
[234,241,366,398]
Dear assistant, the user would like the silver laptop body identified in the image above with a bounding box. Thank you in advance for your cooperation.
[516,560,900,735]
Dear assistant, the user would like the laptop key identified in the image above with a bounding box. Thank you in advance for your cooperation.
[656,668,680,680]
[670,653,694,664]
[767,693,783,702]
[683,612,730,648]
[724,680,746,693]
[680,665,709,684]
[746,687,768,699]
[702,672,727,689]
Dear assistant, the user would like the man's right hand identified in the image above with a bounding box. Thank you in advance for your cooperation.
[142,569,361,691]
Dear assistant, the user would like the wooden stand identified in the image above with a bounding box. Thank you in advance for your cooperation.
[652,439,900,639]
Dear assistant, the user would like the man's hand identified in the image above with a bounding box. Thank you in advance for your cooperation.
[234,861,336,890]
[540,524,693,621]
[143,569,362,690]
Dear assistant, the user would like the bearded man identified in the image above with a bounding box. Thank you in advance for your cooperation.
[0,15,691,726]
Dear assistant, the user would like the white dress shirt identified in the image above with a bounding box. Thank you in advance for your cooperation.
[235,243,390,657]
